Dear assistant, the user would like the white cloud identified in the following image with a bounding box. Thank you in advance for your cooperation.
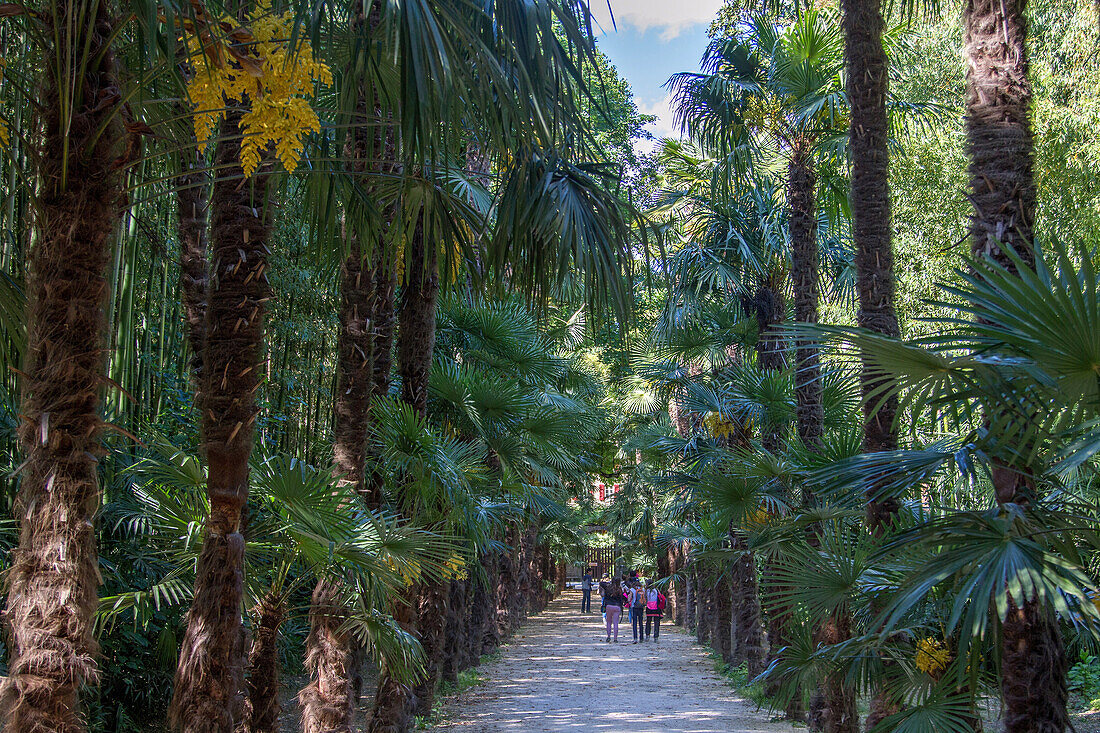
[635,93,680,154]
[591,0,725,42]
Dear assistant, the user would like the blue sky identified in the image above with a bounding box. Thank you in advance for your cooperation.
[589,1,726,149]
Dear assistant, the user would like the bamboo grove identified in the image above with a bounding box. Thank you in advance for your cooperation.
[0,0,1099,732]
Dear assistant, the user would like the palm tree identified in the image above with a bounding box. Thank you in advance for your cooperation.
[838,0,902,720]
[813,242,1099,731]
[963,0,1054,726]
[669,15,857,726]
[840,0,900,541]
[0,0,128,729]
[168,103,271,731]
[169,4,333,723]
[965,0,1034,274]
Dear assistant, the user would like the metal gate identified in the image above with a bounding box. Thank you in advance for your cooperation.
[583,545,619,579]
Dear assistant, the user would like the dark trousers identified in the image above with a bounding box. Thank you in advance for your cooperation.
[632,608,645,640]
[646,615,661,639]
[581,589,591,613]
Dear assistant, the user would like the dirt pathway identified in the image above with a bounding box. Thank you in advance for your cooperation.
[432,591,796,732]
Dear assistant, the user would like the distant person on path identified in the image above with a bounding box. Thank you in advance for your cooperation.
[581,569,593,613]
[630,581,646,643]
[604,577,626,643]
[645,586,667,642]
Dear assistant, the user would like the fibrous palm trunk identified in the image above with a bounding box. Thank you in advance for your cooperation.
[789,142,823,458]
[840,0,901,523]
[300,24,380,724]
[696,570,711,646]
[807,613,858,733]
[369,224,440,732]
[712,570,733,663]
[840,0,903,724]
[964,1,1066,727]
[244,592,285,733]
[0,1,125,729]
[729,530,766,677]
[170,107,271,732]
[790,142,858,733]
[176,143,210,380]
[965,0,1035,273]
[751,278,801,719]
[300,582,355,733]
[684,563,696,632]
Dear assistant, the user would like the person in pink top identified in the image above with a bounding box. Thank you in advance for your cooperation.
[603,577,626,642]
[645,586,667,642]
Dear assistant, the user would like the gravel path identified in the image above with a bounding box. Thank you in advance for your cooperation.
[432,591,796,733]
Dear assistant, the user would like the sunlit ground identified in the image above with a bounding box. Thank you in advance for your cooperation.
[434,591,794,733]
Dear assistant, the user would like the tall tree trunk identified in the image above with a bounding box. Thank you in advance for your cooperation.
[729,531,766,677]
[964,1,1065,727]
[696,569,711,646]
[841,0,901,526]
[245,592,285,733]
[750,277,801,718]
[684,562,696,632]
[965,0,1034,273]
[331,238,376,498]
[807,612,858,733]
[789,142,823,458]
[713,570,733,663]
[0,1,125,729]
[669,546,684,626]
[841,0,903,724]
[177,144,210,380]
[300,12,379,721]
[170,107,271,732]
[481,550,503,654]
[790,140,858,733]
[300,582,355,733]
[370,225,440,732]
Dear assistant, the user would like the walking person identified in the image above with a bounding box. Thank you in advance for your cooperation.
[645,585,667,642]
[604,577,626,643]
[581,568,593,613]
[631,582,646,643]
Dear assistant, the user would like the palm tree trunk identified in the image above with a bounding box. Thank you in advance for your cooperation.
[965,0,1035,273]
[750,277,801,718]
[177,144,210,381]
[245,592,285,733]
[964,1,1066,728]
[841,0,903,724]
[0,1,125,729]
[684,561,696,632]
[170,107,271,732]
[300,581,355,733]
[696,569,711,646]
[370,224,440,731]
[789,142,823,456]
[807,613,858,733]
[790,139,857,733]
[840,0,901,528]
[397,226,437,415]
[729,531,766,677]
[480,550,503,654]
[300,58,379,729]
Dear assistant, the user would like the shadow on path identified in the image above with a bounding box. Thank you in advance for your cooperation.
[433,591,795,733]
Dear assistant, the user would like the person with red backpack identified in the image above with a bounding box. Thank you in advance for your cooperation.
[644,585,667,642]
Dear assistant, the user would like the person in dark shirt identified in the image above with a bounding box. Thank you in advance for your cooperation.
[603,577,626,642]
[580,568,593,613]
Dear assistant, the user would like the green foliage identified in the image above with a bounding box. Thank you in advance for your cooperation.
[1068,654,1100,711]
